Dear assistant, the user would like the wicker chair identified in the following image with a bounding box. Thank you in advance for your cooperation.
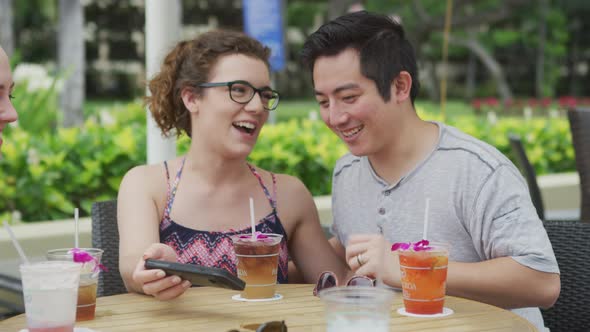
[0,273,24,319]
[567,107,590,222]
[91,200,128,297]
[508,134,545,220]
[541,220,590,331]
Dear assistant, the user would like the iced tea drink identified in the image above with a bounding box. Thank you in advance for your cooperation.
[230,233,282,299]
[395,241,449,315]
[75,276,98,320]
[46,248,104,321]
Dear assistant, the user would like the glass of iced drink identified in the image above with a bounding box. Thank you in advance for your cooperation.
[20,261,81,332]
[46,248,104,321]
[319,286,395,332]
[230,233,282,299]
[393,240,449,315]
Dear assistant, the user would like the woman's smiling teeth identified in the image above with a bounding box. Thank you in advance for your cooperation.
[340,125,363,138]
[233,121,256,134]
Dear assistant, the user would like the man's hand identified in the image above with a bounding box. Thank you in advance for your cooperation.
[345,234,401,287]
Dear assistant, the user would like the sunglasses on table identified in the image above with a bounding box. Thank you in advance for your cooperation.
[227,320,287,332]
[313,271,376,296]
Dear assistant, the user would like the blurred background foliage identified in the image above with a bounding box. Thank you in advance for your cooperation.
[4,0,589,100]
[1,0,588,222]
[0,96,575,222]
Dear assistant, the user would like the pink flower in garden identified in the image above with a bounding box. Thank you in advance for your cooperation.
[485,97,499,107]
[471,99,481,110]
[558,96,577,108]
[528,98,539,108]
[540,98,552,108]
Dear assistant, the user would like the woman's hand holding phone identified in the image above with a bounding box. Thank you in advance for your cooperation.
[133,243,191,300]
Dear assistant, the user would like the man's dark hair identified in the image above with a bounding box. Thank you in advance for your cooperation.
[301,11,420,104]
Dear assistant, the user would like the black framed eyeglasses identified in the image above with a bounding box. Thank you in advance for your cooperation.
[198,80,280,111]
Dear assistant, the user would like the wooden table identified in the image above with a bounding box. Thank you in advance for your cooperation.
[0,284,537,332]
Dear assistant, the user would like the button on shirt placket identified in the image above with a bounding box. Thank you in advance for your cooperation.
[376,188,392,231]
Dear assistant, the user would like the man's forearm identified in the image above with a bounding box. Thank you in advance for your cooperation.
[446,257,560,309]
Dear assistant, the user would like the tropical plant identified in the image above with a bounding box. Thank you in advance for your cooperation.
[0,100,575,222]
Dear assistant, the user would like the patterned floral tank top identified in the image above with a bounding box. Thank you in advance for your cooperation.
[159,158,289,283]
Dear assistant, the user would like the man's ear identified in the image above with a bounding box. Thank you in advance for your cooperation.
[181,87,199,114]
[391,71,412,103]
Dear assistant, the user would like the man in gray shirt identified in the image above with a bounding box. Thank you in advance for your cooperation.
[300,11,560,330]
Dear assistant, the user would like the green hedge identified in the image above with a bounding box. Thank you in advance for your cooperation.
[445,115,575,174]
[0,102,574,222]
[1,102,146,222]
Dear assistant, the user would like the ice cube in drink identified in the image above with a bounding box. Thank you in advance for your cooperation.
[320,287,394,332]
[28,324,75,332]
[26,288,77,332]
[20,261,80,332]
[326,315,389,332]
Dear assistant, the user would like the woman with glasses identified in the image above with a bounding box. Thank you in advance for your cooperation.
[117,30,350,300]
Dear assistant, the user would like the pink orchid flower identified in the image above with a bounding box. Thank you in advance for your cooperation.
[238,231,269,240]
[391,239,433,252]
[69,248,108,272]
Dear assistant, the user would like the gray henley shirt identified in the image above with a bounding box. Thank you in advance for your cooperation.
[330,122,559,330]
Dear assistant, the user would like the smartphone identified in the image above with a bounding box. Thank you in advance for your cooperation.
[144,259,245,291]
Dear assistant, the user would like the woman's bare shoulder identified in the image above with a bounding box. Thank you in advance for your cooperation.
[121,164,163,187]
[273,173,307,192]
[266,172,314,210]
[119,157,184,195]
[251,167,307,193]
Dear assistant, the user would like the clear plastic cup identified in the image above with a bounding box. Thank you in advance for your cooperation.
[46,248,103,321]
[230,234,282,299]
[319,286,395,332]
[398,242,449,315]
[20,261,81,332]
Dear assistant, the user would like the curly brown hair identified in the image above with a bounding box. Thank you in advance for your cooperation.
[145,30,271,138]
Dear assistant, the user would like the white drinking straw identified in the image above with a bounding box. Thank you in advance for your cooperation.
[249,197,256,239]
[422,197,431,240]
[74,208,79,248]
[3,220,30,265]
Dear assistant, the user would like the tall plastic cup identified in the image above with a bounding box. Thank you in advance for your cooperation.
[398,242,449,314]
[20,261,81,332]
[319,286,395,332]
[230,233,282,299]
[46,248,103,321]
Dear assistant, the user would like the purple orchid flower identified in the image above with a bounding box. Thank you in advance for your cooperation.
[412,239,433,251]
[391,239,433,252]
[238,231,269,240]
[69,248,108,272]
[391,242,411,251]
